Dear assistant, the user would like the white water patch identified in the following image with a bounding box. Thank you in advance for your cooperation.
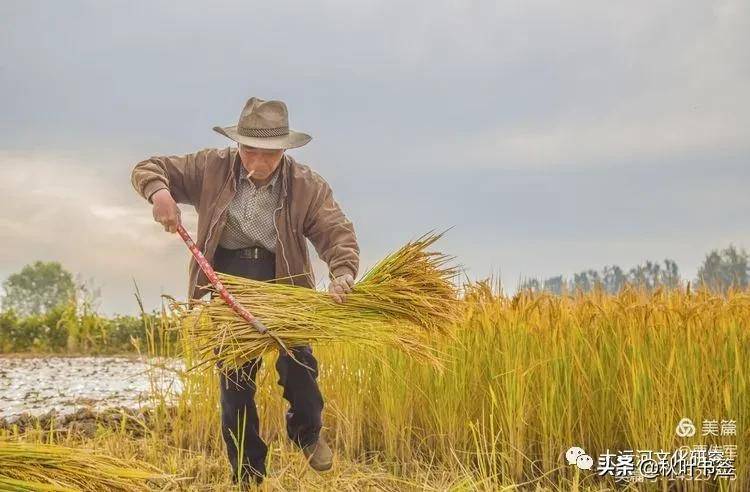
[0,356,183,421]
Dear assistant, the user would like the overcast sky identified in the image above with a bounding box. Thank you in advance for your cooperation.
[1,1,748,315]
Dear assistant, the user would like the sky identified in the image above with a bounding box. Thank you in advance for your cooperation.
[1,1,748,315]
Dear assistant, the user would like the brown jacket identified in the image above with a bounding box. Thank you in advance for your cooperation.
[130,147,359,300]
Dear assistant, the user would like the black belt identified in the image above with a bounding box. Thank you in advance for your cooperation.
[215,245,275,261]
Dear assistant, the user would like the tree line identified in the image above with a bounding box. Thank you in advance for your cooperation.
[0,243,747,350]
[0,261,169,353]
[519,244,749,295]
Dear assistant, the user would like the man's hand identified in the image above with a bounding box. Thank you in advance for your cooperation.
[328,273,354,304]
[151,188,182,233]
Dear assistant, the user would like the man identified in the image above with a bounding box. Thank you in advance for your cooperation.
[130,97,359,485]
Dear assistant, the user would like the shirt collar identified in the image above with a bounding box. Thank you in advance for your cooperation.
[239,163,281,191]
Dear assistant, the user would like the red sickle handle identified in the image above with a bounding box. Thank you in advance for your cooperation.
[176,223,270,335]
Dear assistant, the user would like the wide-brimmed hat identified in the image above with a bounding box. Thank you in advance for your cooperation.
[213,97,312,149]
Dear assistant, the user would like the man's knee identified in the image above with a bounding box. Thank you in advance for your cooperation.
[219,361,262,420]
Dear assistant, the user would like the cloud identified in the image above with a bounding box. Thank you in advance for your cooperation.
[0,150,337,315]
[0,151,197,314]
[0,0,748,313]
[421,106,749,171]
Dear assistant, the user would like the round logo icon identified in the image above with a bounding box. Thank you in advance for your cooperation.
[675,417,696,437]
[576,454,594,470]
[566,446,586,465]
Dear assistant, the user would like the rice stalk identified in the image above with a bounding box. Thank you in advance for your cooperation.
[173,230,463,372]
[0,439,169,491]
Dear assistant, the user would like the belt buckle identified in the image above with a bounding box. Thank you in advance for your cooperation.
[240,246,260,259]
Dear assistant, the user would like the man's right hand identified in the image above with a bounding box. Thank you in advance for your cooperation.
[151,188,182,233]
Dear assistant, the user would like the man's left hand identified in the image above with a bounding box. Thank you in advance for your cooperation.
[328,273,355,304]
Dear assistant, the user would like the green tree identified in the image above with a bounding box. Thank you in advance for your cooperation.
[534,258,680,296]
[695,245,749,294]
[1,261,76,316]
[518,277,541,292]
[660,259,681,289]
[627,261,660,291]
[570,269,602,293]
[602,265,626,294]
[543,275,564,295]
[626,259,681,292]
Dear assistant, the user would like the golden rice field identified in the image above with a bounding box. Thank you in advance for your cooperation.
[2,283,748,491]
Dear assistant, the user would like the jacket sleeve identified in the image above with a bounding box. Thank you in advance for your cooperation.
[303,173,360,281]
[130,148,216,206]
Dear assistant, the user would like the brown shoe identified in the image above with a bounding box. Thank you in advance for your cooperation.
[302,437,333,471]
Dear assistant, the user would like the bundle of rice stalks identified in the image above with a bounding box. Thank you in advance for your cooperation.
[0,439,168,491]
[175,231,463,371]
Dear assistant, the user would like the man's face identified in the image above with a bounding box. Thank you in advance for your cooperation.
[238,143,284,180]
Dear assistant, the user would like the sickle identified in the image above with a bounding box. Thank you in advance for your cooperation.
[175,223,290,355]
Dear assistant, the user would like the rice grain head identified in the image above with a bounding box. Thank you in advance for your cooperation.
[172,230,463,372]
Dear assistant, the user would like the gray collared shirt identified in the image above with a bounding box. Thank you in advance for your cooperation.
[218,164,283,252]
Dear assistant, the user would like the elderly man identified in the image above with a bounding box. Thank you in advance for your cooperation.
[130,97,359,485]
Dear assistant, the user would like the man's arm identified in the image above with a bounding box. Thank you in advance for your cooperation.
[303,173,360,284]
[130,148,217,206]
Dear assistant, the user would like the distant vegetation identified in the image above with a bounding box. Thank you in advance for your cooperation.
[519,244,749,295]
[1,261,77,317]
[0,260,169,353]
[0,301,166,353]
[1,244,748,353]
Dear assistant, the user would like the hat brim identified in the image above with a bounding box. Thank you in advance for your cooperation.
[213,125,312,149]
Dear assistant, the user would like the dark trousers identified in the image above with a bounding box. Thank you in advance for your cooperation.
[212,245,324,482]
